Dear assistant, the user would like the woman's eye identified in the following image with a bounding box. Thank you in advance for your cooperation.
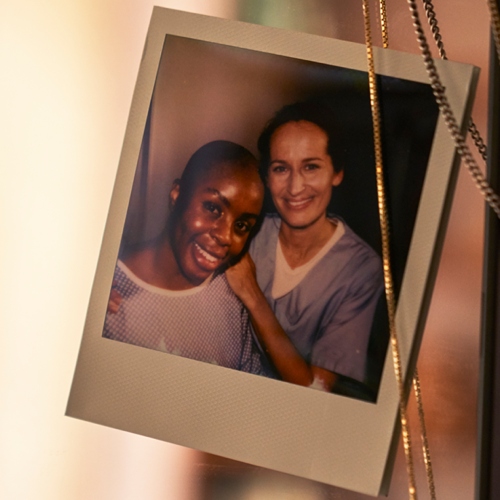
[235,220,251,234]
[203,201,221,215]
[305,163,320,171]
[270,164,287,174]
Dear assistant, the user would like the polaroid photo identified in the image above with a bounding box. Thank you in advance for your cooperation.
[66,7,478,496]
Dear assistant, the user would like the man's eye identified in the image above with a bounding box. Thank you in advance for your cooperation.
[203,201,221,215]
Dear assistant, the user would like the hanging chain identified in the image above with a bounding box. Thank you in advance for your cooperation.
[468,121,488,161]
[411,0,500,494]
[408,0,500,218]
[378,2,438,497]
[413,370,437,500]
[363,2,417,498]
[369,1,500,497]
[421,0,447,58]
[487,0,500,64]
[379,0,389,48]
[421,0,488,162]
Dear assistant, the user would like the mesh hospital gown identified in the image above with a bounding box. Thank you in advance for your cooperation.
[103,261,263,374]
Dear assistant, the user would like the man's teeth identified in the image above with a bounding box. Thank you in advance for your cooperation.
[195,243,219,263]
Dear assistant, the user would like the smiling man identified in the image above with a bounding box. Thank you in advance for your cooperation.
[103,140,265,373]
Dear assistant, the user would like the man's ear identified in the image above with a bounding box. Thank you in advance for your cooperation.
[169,179,181,211]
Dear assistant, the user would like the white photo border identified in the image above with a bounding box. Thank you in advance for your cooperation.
[66,7,478,496]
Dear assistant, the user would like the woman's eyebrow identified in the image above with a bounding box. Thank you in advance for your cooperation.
[240,212,259,221]
[270,157,324,164]
[204,188,230,207]
[204,187,260,219]
[302,157,323,162]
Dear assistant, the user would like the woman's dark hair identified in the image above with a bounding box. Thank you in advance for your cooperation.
[257,99,346,179]
[173,140,258,215]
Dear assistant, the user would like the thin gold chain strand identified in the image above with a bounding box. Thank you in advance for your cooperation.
[414,378,437,499]
[379,0,389,48]
[421,0,488,162]
[487,0,500,63]
[408,0,500,219]
[362,2,417,498]
[413,370,437,500]
[378,3,437,497]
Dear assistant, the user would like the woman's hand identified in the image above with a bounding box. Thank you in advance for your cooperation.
[225,253,259,305]
[227,254,337,390]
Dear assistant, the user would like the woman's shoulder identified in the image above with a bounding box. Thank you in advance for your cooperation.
[249,214,280,252]
[329,218,382,274]
[343,224,378,253]
[211,272,244,301]
[260,213,281,233]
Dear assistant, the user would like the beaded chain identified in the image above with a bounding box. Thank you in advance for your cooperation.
[361,0,500,498]
[408,0,500,218]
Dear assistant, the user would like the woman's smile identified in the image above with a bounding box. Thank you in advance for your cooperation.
[282,196,314,210]
[192,241,226,270]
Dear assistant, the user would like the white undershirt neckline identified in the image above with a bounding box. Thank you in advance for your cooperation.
[117,259,210,297]
[271,219,345,300]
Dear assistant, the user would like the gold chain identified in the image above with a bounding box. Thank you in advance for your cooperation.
[413,369,437,500]
[379,0,389,48]
[378,2,438,497]
[362,2,417,498]
[368,1,500,497]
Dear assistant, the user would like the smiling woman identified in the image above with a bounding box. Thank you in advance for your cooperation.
[267,120,344,233]
[168,145,264,288]
[103,140,265,372]
[226,100,384,394]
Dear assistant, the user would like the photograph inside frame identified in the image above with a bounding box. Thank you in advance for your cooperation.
[102,33,439,403]
[67,8,478,495]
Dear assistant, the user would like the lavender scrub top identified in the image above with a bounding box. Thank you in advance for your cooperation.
[249,215,384,383]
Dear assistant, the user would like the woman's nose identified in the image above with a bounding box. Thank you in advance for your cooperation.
[210,217,232,246]
[287,170,305,195]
